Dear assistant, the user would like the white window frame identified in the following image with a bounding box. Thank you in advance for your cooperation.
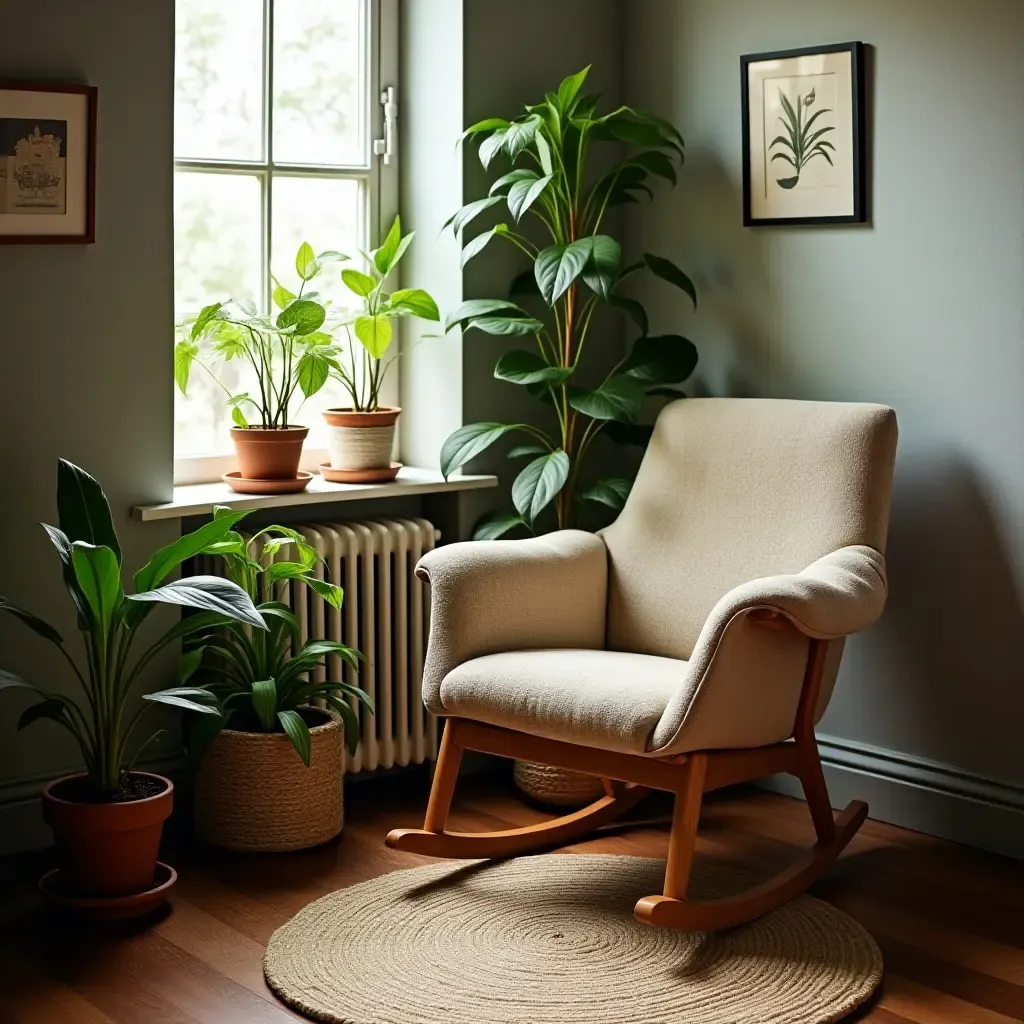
[173,0,399,486]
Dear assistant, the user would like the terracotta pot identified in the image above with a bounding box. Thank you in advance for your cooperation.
[323,407,400,472]
[41,773,173,898]
[231,425,309,480]
[194,709,344,852]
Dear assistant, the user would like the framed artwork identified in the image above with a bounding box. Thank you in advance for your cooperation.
[741,42,866,226]
[0,82,97,244]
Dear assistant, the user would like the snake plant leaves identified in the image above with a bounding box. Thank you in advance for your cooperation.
[440,422,525,479]
[495,350,573,386]
[512,450,570,524]
[535,239,593,305]
[354,315,393,358]
[445,298,525,333]
[276,299,326,336]
[609,296,649,336]
[556,65,591,114]
[490,169,537,196]
[580,235,622,301]
[507,174,552,221]
[0,597,63,645]
[461,224,508,268]
[621,335,698,385]
[643,253,697,310]
[442,196,503,236]
[472,511,528,541]
[57,460,121,565]
[278,709,312,766]
[174,340,198,395]
[568,376,644,422]
[129,576,267,630]
[580,477,633,511]
[342,268,377,297]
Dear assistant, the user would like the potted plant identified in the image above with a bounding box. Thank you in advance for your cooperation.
[174,242,348,490]
[321,215,441,482]
[440,67,697,803]
[0,461,264,902]
[183,512,372,852]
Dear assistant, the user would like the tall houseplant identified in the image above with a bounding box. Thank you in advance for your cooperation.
[0,461,264,897]
[184,513,373,851]
[175,242,347,484]
[439,66,698,538]
[322,215,441,482]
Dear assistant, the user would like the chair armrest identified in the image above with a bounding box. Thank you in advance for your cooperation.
[416,531,608,714]
[650,545,887,755]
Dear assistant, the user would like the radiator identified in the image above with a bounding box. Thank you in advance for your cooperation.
[198,518,440,774]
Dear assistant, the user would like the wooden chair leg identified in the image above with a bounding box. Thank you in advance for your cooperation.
[797,737,837,844]
[662,753,706,900]
[423,721,463,833]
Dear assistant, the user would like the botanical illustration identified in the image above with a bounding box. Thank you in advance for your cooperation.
[0,118,67,213]
[768,86,835,190]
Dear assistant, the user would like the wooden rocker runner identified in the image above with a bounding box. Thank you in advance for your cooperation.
[387,399,898,932]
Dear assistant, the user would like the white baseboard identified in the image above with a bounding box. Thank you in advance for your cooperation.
[762,733,1024,860]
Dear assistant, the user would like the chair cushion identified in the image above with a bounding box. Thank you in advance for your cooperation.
[438,649,684,756]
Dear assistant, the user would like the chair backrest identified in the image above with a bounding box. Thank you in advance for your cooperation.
[601,398,898,659]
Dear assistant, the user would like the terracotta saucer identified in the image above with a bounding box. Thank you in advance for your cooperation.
[319,462,402,484]
[222,470,313,495]
[39,861,177,921]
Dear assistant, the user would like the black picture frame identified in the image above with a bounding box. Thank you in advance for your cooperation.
[741,41,867,227]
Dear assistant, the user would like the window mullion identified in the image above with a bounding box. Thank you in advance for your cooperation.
[264,0,274,314]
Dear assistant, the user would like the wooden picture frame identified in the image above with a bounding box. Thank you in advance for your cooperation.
[0,82,97,244]
[741,42,866,226]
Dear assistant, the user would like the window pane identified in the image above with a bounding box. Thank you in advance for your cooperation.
[271,175,364,434]
[175,0,264,161]
[272,0,365,166]
[175,171,262,458]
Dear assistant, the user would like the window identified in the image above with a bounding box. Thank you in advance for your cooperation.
[173,0,398,483]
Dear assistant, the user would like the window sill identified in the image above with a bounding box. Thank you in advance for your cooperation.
[133,467,497,522]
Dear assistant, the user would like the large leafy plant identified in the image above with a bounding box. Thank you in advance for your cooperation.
[0,461,266,797]
[329,215,440,411]
[183,512,372,767]
[439,66,698,538]
[174,242,348,428]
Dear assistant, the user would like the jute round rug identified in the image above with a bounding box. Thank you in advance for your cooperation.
[264,854,882,1024]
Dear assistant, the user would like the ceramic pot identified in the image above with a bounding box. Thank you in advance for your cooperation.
[194,709,344,852]
[231,425,309,480]
[41,773,173,898]
[323,407,400,472]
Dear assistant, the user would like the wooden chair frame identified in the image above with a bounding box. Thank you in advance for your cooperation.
[386,614,867,931]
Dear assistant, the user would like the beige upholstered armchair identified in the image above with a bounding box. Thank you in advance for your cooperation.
[387,398,898,931]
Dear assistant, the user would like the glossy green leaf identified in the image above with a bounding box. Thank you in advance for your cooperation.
[0,597,63,645]
[18,698,73,732]
[271,281,296,310]
[129,576,267,629]
[479,129,508,169]
[460,224,507,268]
[643,253,697,309]
[190,301,224,341]
[534,239,593,305]
[609,296,649,336]
[472,511,528,541]
[440,422,523,479]
[322,695,361,755]
[489,169,537,195]
[507,444,550,459]
[445,298,523,333]
[621,335,698,384]
[296,349,335,398]
[341,268,377,297]
[70,543,122,638]
[460,117,510,144]
[628,150,677,185]
[556,66,590,113]
[231,406,248,427]
[388,288,440,320]
[507,174,552,221]
[568,376,644,422]
[174,340,198,395]
[295,241,317,281]
[467,316,545,336]
[276,299,326,337]
[353,315,393,359]
[512,450,570,524]
[278,709,312,766]
[535,130,554,175]
[135,509,250,593]
[494,350,573,385]
[298,575,344,611]
[579,477,632,510]
[178,647,205,685]
[503,116,541,159]
[580,234,622,300]
[57,460,121,565]
[443,195,503,236]
[143,687,221,716]
[251,678,278,730]
[374,216,403,275]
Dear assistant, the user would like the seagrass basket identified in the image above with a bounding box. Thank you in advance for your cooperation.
[194,710,344,852]
[512,759,606,807]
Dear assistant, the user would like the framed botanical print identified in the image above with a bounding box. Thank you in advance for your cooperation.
[0,82,97,243]
[741,42,866,226]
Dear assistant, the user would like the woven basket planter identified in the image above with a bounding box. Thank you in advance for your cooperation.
[513,760,606,808]
[194,710,344,852]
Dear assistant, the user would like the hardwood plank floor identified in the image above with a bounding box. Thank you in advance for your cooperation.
[1,770,1021,1023]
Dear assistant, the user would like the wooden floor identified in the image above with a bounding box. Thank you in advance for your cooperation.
[1,770,1022,1023]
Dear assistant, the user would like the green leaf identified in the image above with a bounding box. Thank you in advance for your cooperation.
[388,288,440,321]
[471,511,528,541]
[494,350,573,386]
[507,174,552,221]
[57,460,121,565]
[440,422,523,479]
[135,509,250,593]
[507,444,549,459]
[647,387,687,399]
[251,678,278,730]
[373,216,403,275]
[272,282,296,310]
[276,299,326,337]
[512,451,570,524]
[129,576,267,629]
[70,543,122,639]
[322,695,361,755]
[580,235,622,300]
[489,169,537,195]
[579,477,632,510]
[231,406,248,427]
[445,298,523,333]
[295,242,317,281]
[341,268,377,297]
[609,296,649,335]
[628,150,678,185]
[644,253,697,309]
[299,575,345,610]
[443,195,503,236]
[479,129,508,169]
[467,316,545,337]
[0,669,43,693]
[534,239,593,305]
[178,646,205,685]
[296,349,333,398]
[19,699,74,732]
[143,687,221,716]
[0,597,63,645]
[568,376,644,422]
[602,113,671,148]
[535,130,554,176]
[278,709,312,766]
[353,315,393,359]
[556,66,590,113]
[310,249,348,273]
[461,224,507,268]
[459,117,510,144]
[174,340,198,395]
[605,421,654,446]
[503,116,541,159]
[621,335,698,384]
[190,301,224,341]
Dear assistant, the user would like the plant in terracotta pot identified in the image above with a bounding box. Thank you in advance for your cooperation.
[0,461,265,901]
[175,242,348,490]
[322,215,441,483]
[181,512,372,851]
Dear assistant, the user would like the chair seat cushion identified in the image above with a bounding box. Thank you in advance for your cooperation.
[438,649,685,756]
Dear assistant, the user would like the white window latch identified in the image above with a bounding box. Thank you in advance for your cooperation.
[373,86,397,164]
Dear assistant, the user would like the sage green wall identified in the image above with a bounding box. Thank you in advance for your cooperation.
[0,0,179,849]
[624,0,1024,853]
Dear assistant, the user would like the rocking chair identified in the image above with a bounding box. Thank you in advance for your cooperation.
[387,398,897,931]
